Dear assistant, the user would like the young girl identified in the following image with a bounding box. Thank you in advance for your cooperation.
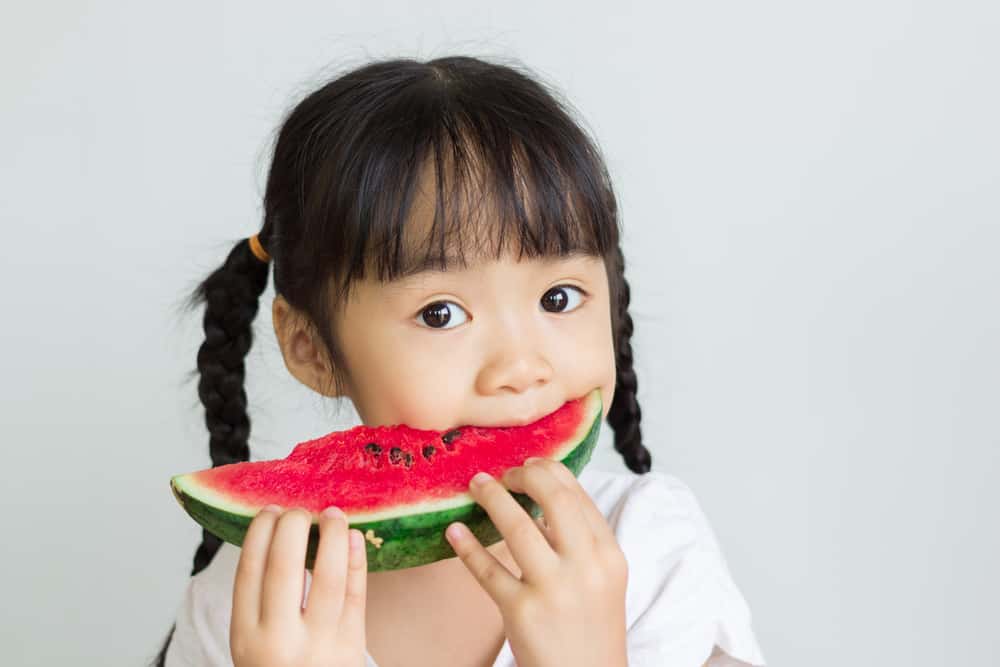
[153,55,766,667]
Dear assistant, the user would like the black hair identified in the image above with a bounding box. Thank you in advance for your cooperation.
[151,54,650,666]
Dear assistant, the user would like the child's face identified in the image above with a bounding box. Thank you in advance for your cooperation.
[332,248,616,431]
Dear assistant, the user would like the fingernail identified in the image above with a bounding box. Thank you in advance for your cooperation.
[470,471,492,487]
[446,522,467,541]
[262,504,283,513]
[524,457,542,465]
[349,530,364,551]
[322,506,345,520]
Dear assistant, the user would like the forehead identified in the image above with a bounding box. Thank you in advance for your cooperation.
[391,158,596,280]
[401,156,506,257]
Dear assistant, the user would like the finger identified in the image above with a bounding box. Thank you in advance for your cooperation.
[335,528,369,643]
[467,472,559,581]
[445,521,521,606]
[260,508,312,627]
[232,505,281,630]
[304,507,350,626]
[501,461,592,556]
[531,459,617,544]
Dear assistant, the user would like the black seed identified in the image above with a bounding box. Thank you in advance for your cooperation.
[389,447,404,465]
[422,445,436,461]
[364,442,381,456]
[441,429,462,451]
[403,452,414,469]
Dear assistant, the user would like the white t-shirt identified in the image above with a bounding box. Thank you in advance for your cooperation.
[165,468,767,667]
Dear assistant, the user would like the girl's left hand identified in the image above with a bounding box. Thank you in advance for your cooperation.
[444,458,629,667]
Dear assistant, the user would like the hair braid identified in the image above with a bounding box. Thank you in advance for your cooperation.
[150,236,269,666]
[607,243,652,474]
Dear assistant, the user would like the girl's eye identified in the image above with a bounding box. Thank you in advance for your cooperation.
[415,285,587,330]
[416,301,469,330]
[540,285,587,314]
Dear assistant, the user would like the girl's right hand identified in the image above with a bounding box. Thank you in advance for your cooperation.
[230,504,368,667]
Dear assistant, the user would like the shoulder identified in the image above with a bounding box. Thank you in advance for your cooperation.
[577,468,768,667]
[164,543,241,667]
[577,467,717,555]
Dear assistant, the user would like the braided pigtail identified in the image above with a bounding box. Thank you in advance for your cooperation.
[607,244,652,474]
[149,235,270,666]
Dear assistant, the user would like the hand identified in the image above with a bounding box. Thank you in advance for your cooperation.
[230,505,368,667]
[444,459,629,667]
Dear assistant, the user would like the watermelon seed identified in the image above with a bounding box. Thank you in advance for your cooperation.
[389,446,404,465]
[422,445,436,461]
[441,429,462,451]
[365,442,382,456]
[403,452,414,469]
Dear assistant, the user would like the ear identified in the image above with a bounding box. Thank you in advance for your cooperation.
[272,294,340,397]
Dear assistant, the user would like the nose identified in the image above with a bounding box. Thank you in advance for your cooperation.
[474,322,554,395]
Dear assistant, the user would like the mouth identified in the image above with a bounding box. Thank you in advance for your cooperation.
[474,391,590,429]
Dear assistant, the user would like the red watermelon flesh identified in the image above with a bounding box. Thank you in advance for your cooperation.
[170,387,603,570]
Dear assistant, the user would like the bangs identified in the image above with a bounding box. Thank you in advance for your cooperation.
[332,89,618,294]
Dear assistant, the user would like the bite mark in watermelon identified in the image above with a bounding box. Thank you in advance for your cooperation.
[170,388,603,571]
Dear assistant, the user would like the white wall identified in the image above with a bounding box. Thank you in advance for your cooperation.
[2,1,997,664]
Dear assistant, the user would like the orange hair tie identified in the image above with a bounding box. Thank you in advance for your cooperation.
[248,233,270,263]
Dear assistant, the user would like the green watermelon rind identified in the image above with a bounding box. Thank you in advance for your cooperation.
[170,389,602,571]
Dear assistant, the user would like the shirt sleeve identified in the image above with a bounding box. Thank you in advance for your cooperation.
[164,544,241,667]
[611,471,767,667]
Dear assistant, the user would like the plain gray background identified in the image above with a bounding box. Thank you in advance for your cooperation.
[2,1,997,665]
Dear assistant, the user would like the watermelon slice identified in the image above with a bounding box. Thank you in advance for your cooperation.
[170,388,603,571]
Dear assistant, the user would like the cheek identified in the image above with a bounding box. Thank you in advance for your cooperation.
[551,308,616,409]
[601,327,618,420]
[582,305,617,420]
[601,342,617,421]
[359,328,470,430]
